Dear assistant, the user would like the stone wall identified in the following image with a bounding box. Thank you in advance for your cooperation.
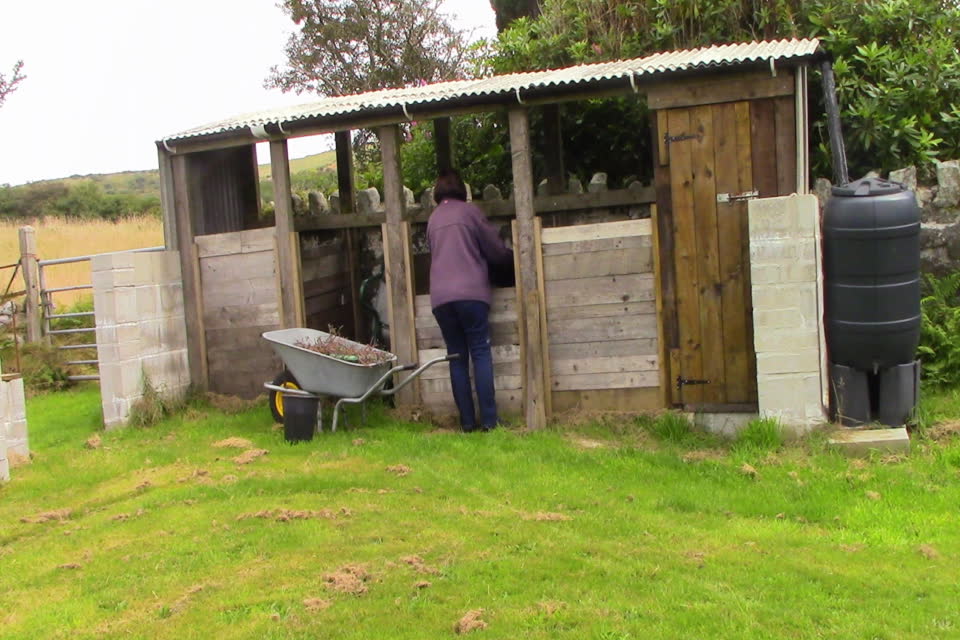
[92,251,189,429]
[814,159,960,278]
[748,194,827,432]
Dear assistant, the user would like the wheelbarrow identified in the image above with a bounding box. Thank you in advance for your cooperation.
[262,328,456,433]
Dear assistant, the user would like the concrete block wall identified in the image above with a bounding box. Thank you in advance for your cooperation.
[748,194,827,432]
[0,370,27,481]
[93,250,189,430]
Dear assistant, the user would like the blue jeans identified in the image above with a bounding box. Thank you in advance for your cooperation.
[432,300,498,431]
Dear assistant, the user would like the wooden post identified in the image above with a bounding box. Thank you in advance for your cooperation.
[433,117,455,172]
[270,139,305,328]
[508,106,547,429]
[378,124,419,405]
[171,155,208,389]
[335,131,356,214]
[18,226,41,343]
[156,146,178,250]
[542,105,565,196]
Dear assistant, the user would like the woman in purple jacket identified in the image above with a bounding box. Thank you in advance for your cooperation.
[427,169,513,432]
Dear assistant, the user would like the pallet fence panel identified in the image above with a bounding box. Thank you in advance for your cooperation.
[540,218,663,412]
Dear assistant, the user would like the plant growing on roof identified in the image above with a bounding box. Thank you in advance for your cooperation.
[0,59,25,109]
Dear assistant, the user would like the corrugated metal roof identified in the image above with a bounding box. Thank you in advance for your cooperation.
[162,38,821,144]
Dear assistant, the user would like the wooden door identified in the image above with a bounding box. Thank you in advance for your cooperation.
[661,101,759,409]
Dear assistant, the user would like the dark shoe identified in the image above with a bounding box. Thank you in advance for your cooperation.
[461,425,479,433]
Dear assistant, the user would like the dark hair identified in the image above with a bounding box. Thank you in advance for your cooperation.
[433,168,468,204]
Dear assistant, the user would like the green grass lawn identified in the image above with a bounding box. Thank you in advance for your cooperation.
[2,387,960,639]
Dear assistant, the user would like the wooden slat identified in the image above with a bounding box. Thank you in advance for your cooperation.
[652,203,669,409]
[548,314,657,345]
[172,155,208,389]
[205,325,280,352]
[534,216,552,418]
[646,71,794,110]
[652,113,679,407]
[691,105,725,404]
[774,94,797,196]
[422,375,523,395]
[737,102,759,403]
[303,272,349,298]
[304,290,348,317]
[541,234,651,257]
[300,253,347,281]
[750,99,778,198]
[270,140,304,328]
[418,345,522,381]
[335,131,356,213]
[420,390,523,415]
[552,387,661,413]
[540,219,652,245]
[551,355,658,376]
[715,102,752,404]
[200,250,275,283]
[545,273,655,308]
[195,230,240,258]
[203,302,280,330]
[512,220,527,401]
[509,106,547,429]
[202,275,278,309]
[542,246,652,280]
[379,125,419,404]
[545,300,655,321]
[667,108,703,404]
[346,229,362,341]
[657,110,670,166]
[550,338,657,360]
[157,147,178,250]
[415,322,519,349]
[551,370,658,392]
[414,288,516,316]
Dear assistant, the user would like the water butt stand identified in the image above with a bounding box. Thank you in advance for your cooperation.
[823,177,921,427]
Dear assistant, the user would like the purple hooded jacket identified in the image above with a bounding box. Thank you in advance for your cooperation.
[427,199,513,309]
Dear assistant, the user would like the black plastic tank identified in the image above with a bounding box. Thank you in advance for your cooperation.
[823,177,921,372]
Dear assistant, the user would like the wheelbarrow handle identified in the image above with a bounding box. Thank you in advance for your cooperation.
[445,353,461,361]
[399,363,419,372]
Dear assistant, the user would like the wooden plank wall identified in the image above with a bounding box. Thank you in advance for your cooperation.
[414,288,523,415]
[196,227,282,398]
[541,219,662,412]
[300,231,356,338]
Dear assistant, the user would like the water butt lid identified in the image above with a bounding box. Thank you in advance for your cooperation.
[831,177,905,197]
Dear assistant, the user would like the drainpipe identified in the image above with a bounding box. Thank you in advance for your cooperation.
[820,59,850,186]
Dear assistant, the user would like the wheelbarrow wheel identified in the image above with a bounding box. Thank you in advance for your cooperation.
[269,370,301,423]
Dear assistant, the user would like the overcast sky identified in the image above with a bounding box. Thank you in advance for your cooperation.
[0,0,497,186]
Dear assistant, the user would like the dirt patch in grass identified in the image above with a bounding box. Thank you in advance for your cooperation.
[111,509,144,522]
[401,555,440,575]
[865,490,882,501]
[682,449,724,463]
[207,393,264,414]
[212,437,255,449]
[352,438,365,446]
[523,512,572,522]
[919,544,940,559]
[8,452,30,468]
[233,449,269,465]
[303,597,332,612]
[414,580,432,589]
[739,463,758,478]
[236,508,350,522]
[323,565,371,595]
[386,464,412,477]
[20,508,72,523]
[85,434,102,449]
[928,419,960,441]
[567,436,611,450]
[454,609,488,634]
[57,563,82,570]
[538,600,565,616]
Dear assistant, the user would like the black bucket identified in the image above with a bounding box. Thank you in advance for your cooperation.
[283,394,317,443]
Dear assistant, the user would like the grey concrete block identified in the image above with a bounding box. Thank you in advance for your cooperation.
[357,187,381,214]
[695,412,758,437]
[934,160,960,208]
[588,173,608,193]
[828,427,910,457]
[482,184,502,201]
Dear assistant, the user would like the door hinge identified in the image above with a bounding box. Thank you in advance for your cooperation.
[663,132,703,146]
[716,190,759,204]
[677,376,711,391]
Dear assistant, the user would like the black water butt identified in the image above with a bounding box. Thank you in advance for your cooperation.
[283,394,318,442]
[823,177,921,426]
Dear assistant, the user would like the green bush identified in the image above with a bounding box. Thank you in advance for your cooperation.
[918,272,960,388]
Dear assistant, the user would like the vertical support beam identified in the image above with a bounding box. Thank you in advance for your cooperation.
[335,131,356,214]
[508,106,547,430]
[795,66,810,194]
[433,117,455,172]
[542,104,565,196]
[171,155,208,389]
[17,226,41,343]
[156,146,178,250]
[379,125,419,405]
[270,139,305,328]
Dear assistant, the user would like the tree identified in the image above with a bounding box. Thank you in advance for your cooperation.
[266,0,473,97]
[489,0,960,180]
[489,0,541,31]
[0,60,25,108]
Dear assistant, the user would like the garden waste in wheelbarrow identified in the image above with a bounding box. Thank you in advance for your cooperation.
[262,328,457,434]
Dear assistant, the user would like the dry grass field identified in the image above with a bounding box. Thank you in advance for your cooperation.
[1,217,163,306]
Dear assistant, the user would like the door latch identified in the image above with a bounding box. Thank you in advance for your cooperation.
[677,376,711,391]
[716,190,759,204]
[663,132,703,146]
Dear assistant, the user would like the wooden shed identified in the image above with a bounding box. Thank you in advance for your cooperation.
[156,39,827,429]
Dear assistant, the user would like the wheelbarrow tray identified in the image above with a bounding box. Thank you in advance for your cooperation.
[262,328,397,397]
